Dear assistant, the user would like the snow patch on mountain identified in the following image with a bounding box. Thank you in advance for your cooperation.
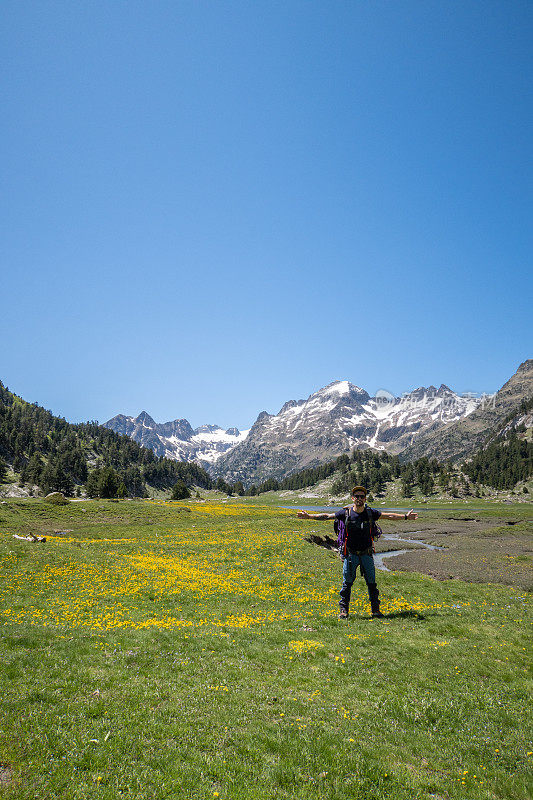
[192,428,250,445]
[318,380,359,397]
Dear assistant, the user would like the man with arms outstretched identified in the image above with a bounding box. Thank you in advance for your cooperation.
[298,486,418,619]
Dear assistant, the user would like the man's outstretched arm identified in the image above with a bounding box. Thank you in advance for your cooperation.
[380,509,418,521]
[297,511,337,520]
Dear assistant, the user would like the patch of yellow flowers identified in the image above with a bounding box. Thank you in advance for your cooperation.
[0,502,461,632]
[288,639,324,655]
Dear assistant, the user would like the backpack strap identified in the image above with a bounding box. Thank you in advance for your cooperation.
[343,506,350,556]
[366,504,376,553]
[340,506,375,556]
[366,504,373,536]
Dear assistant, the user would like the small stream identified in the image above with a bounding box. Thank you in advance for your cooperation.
[374,533,444,572]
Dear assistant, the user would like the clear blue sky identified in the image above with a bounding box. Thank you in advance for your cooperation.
[2,1,532,430]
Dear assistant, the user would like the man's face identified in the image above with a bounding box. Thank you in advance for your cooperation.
[353,492,366,509]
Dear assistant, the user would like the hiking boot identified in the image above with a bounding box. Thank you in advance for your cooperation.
[339,608,349,620]
[368,583,382,618]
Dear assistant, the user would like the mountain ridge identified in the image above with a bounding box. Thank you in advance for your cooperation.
[103,362,532,485]
[399,359,533,463]
[212,380,480,483]
[1,361,531,495]
[104,378,487,482]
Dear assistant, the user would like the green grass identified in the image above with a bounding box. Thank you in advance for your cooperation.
[0,498,531,799]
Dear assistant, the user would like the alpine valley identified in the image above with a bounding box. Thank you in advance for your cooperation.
[103,364,533,485]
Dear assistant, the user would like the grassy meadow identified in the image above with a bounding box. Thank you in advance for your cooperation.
[0,497,531,799]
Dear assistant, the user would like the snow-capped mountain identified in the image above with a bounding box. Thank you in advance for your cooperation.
[212,380,480,483]
[104,380,480,483]
[104,411,249,466]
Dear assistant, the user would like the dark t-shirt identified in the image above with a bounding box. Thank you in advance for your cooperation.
[335,505,381,552]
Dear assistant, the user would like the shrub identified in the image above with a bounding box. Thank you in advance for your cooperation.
[171,480,191,500]
[44,492,70,505]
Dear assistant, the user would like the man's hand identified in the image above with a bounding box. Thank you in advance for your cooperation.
[297,511,311,519]
[406,509,418,520]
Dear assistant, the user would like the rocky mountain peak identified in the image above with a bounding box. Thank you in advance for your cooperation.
[398,384,456,402]
[316,380,369,401]
[159,418,195,440]
[401,387,429,401]
[279,399,301,414]
[195,424,221,435]
[135,411,156,427]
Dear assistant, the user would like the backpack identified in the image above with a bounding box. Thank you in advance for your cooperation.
[334,504,382,557]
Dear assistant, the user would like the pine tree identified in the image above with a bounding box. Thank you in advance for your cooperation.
[98,467,121,499]
[401,476,413,498]
[216,477,233,495]
[86,470,101,498]
[420,473,434,496]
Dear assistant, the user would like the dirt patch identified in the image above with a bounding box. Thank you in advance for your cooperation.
[374,518,533,591]
[305,534,338,550]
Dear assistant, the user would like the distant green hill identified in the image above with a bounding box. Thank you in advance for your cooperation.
[249,448,446,498]
[0,381,212,497]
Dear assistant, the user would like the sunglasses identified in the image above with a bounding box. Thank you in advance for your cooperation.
[353,494,366,499]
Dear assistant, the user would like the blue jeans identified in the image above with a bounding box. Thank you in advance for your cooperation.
[340,551,379,611]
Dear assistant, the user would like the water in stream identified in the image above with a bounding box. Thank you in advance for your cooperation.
[374,534,444,572]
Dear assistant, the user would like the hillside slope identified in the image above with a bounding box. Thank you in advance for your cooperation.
[0,381,212,496]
